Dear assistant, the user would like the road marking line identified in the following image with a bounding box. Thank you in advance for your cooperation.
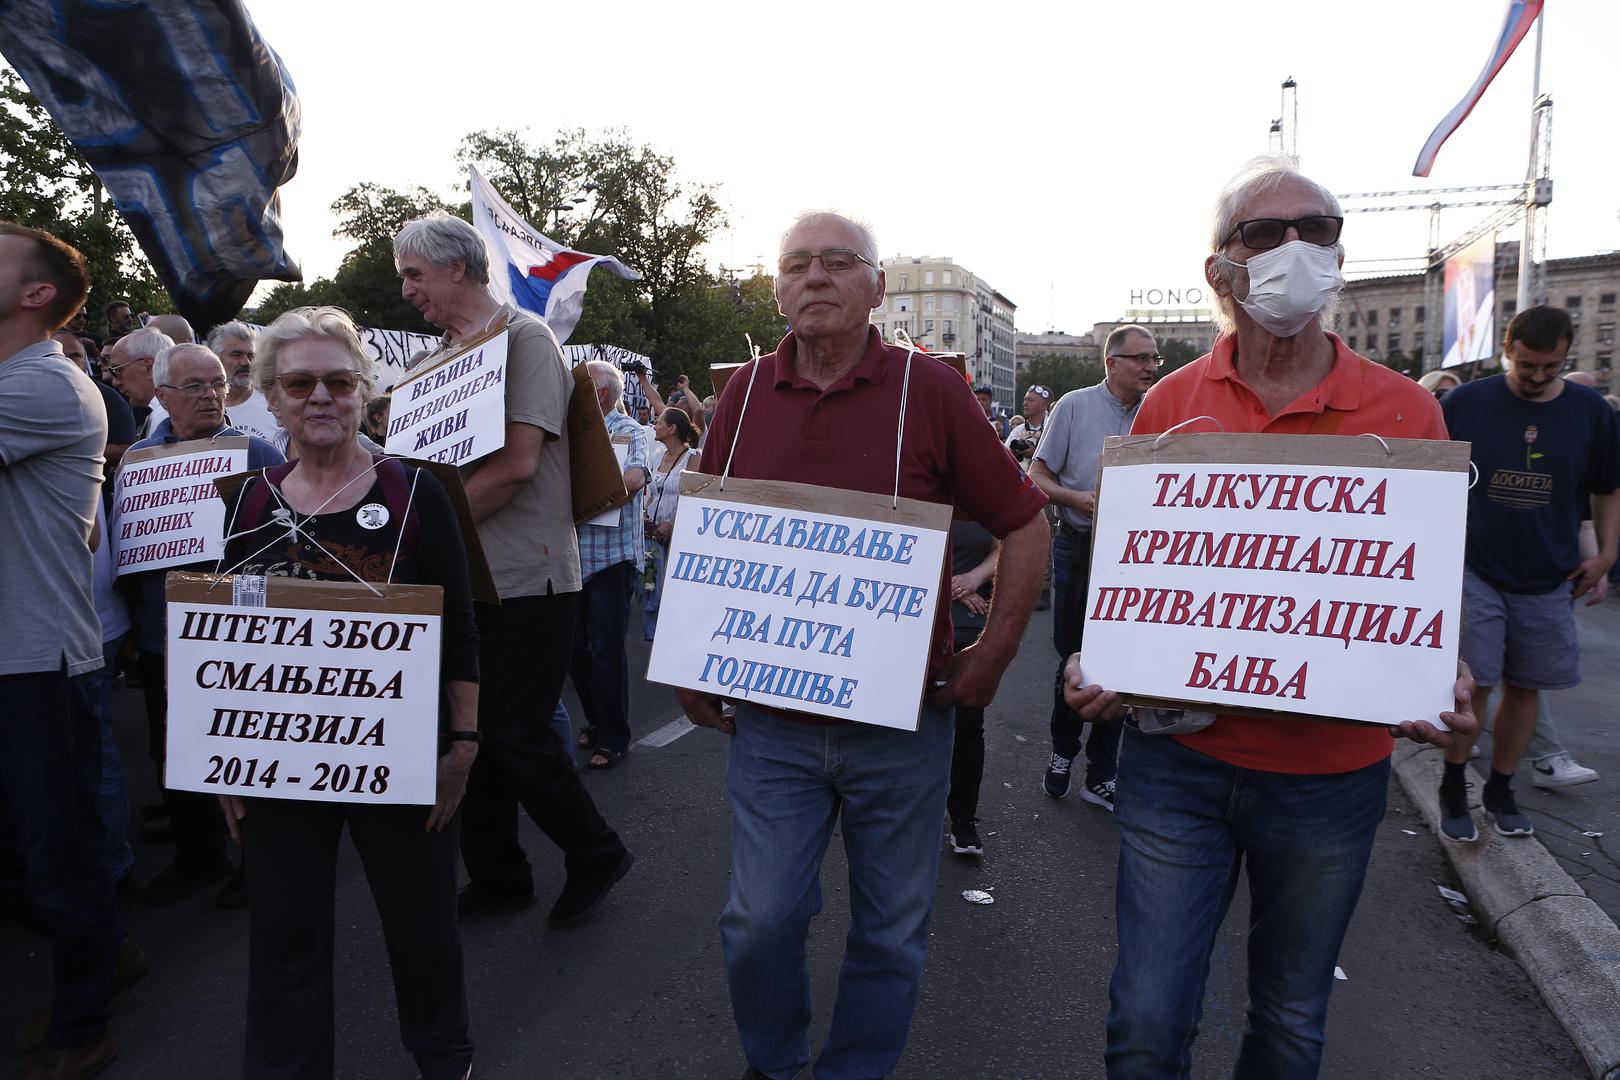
[637,715,696,749]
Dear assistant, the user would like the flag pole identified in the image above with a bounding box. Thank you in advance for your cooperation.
[1515,6,1544,313]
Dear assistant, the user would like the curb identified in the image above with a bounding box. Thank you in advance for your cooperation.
[1392,742,1620,1080]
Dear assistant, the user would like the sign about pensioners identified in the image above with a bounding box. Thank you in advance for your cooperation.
[385,328,508,466]
[1082,434,1470,727]
[164,574,443,805]
[646,473,952,730]
[112,437,248,576]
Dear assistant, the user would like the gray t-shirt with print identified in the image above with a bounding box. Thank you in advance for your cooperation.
[0,341,109,675]
[1033,381,1142,532]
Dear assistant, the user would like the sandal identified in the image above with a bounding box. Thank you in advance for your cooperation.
[576,725,599,750]
[586,747,626,770]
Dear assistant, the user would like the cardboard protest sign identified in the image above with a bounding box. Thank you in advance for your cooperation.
[710,362,745,396]
[385,326,508,465]
[1082,433,1469,728]
[569,364,629,523]
[164,573,443,805]
[586,436,635,527]
[112,437,248,576]
[646,472,952,730]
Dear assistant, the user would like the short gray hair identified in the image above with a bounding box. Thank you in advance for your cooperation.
[254,306,376,397]
[206,320,257,353]
[781,211,881,285]
[1207,155,1345,334]
[116,326,174,362]
[394,212,490,284]
[153,343,223,387]
[1104,324,1157,357]
[586,359,624,407]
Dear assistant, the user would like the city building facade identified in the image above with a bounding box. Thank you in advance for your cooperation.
[873,256,1017,412]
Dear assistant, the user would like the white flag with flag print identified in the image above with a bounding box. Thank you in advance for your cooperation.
[469,166,641,344]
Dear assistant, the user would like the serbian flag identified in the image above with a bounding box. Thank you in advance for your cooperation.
[469,166,641,344]
[1412,0,1544,177]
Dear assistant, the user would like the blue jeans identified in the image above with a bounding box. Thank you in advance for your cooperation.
[1107,726,1388,1080]
[721,704,955,1080]
[94,638,135,883]
[569,560,636,754]
[0,667,121,1047]
[551,701,576,767]
[642,541,667,641]
[1049,529,1118,781]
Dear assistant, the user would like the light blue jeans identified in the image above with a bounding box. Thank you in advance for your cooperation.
[721,704,955,1080]
[1107,726,1388,1080]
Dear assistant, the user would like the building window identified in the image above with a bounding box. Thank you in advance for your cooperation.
[1390,307,1402,326]
[895,318,910,333]
[898,273,909,291]
[923,295,935,314]
[1415,332,1426,352]
[1348,335,1358,350]
[924,271,935,286]
[943,271,953,285]
[1349,311,1359,327]
[1599,354,1613,371]
[1388,333,1401,353]
[1566,295,1582,309]
[924,320,934,333]
[944,295,958,312]
[1601,293,1616,313]
[944,320,954,336]
[1367,309,1378,327]
[1599,323,1616,346]
[1503,300,1517,319]
[876,322,886,336]
[1416,305,1426,321]
[896,295,912,312]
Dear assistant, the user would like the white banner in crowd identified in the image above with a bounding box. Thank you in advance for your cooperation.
[112,437,248,575]
[385,330,509,465]
[1081,435,1470,727]
[646,473,953,730]
[164,575,443,806]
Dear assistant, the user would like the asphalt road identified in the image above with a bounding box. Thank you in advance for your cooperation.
[0,602,1589,1079]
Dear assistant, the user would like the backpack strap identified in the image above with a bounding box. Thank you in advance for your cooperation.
[371,454,419,553]
[237,460,299,533]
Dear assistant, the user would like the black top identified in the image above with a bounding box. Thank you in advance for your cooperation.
[950,519,996,632]
[222,464,480,733]
[97,380,138,446]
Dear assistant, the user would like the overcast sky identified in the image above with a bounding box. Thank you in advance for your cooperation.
[221,0,1620,336]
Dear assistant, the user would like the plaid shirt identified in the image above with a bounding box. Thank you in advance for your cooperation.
[577,407,650,580]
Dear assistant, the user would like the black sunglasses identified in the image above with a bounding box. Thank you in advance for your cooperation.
[1223,215,1343,251]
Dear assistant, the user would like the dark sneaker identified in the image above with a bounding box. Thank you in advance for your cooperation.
[18,1030,114,1080]
[143,857,231,905]
[1484,787,1535,837]
[1080,777,1116,813]
[947,820,983,856]
[548,849,635,928]
[215,863,249,910]
[1042,753,1074,799]
[1438,782,1478,843]
[456,881,536,919]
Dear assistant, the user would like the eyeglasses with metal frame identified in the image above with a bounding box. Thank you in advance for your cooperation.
[1222,215,1343,251]
[273,371,366,398]
[1109,352,1163,366]
[158,379,227,397]
[777,248,875,275]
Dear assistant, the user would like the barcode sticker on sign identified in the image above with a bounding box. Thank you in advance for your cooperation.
[232,575,267,608]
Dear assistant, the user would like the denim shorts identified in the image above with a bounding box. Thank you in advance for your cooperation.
[1459,568,1580,691]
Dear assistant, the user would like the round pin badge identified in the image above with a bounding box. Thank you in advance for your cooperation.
[356,503,390,530]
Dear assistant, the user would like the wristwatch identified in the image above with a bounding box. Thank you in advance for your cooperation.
[445,730,481,744]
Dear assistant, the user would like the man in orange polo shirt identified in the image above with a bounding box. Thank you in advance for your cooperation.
[1064,157,1478,1079]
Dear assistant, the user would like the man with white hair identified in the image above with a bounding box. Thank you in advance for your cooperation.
[102,325,173,433]
[684,210,1049,1080]
[394,211,633,929]
[567,360,649,769]
[206,320,279,443]
[114,342,281,907]
[1064,157,1477,1078]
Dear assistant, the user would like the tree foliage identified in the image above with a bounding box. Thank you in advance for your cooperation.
[1017,355,1103,403]
[0,69,166,336]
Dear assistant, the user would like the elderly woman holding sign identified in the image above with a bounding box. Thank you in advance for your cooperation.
[218,306,479,1080]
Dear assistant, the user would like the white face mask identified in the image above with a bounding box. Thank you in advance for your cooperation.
[1221,240,1342,338]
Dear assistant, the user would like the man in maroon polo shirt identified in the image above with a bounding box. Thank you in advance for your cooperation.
[676,211,1048,1080]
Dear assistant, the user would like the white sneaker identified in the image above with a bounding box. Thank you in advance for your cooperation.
[1531,752,1599,789]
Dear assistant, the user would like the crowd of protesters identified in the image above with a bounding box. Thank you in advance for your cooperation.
[3,151,1617,1080]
